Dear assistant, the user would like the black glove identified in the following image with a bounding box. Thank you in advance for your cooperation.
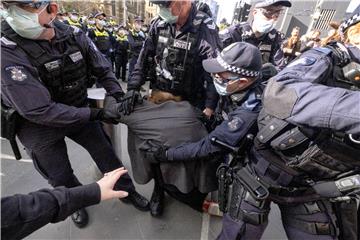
[121,90,143,115]
[260,63,278,81]
[111,91,125,102]
[141,140,168,164]
[89,95,122,124]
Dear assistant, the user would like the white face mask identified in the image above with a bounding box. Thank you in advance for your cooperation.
[134,23,142,31]
[5,5,52,39]
[88,20,95,25]
[159,7,178,24]
[70,15,78,22]
[213,75,240,96]
[97,20,106,27]
[252,17,275,34]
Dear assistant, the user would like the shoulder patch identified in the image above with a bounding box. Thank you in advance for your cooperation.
[5,66,27,82]
[287,56,317,68]
[227,117,243,132]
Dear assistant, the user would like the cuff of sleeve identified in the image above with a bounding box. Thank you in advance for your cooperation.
[69,183,101,208]
[89,108,103,121]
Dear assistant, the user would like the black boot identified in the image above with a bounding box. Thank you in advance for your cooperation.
[71,208,89,228]
[150,184,164,217]
[120,190,150,211]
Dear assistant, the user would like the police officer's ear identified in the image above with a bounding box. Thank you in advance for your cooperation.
[47,3,58,16]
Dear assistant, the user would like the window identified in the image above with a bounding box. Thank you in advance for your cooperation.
[313,9,336,30]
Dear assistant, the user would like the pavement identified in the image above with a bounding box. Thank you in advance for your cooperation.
[1,83,288,240]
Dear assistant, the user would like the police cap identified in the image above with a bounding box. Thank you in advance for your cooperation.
[94,12,106,18]
[149,0,171,8]
[254,0,292,8]
[69,9,78,15]
[202,42,262,78]
[134,16,144,22]
[340,5,360,34]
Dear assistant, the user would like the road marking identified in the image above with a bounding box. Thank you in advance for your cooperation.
[0,153,32,163]
[200,212,210,240]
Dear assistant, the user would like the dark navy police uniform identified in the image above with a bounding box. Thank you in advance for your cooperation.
[217,44,360,240]
[127,28,146,75]
[128,3,221,111]
[1,20,135,192]
[114,33,129,81]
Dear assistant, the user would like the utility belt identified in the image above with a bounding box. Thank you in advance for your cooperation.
[1,102,23,160]
[222,163,360,237]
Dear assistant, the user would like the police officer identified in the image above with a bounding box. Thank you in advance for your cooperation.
[2,168,128,239]
[1,0,149,228]
[63,9,84,30]
[114,25,129,82]
[88,12,114,64]
[213,7,360,240]
[127,16,146,76]
[220,0,291,69]
[125,0,221,117]
[85,13,96,34]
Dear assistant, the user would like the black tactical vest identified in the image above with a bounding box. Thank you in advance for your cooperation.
[254,43,360,185]
[232,23,279,65]
[93,29,111,53]
[129,30,145,56]
[153,13,207,102]
[2,21,89,107]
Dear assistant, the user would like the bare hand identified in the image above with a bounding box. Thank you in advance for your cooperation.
[203,108,214,118]
[97,168,129,201]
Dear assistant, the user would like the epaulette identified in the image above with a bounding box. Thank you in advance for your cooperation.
[193,11,216,30]
[0,36,17,49]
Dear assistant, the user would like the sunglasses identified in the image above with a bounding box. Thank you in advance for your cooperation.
[212,73,240,84]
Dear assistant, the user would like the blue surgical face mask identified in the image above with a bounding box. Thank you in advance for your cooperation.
[5,5,50,39]
[252,17,275,34]
[213,75,240,96]
[159,6,178,24]
[98,20,106,28]
[70,15,78,22]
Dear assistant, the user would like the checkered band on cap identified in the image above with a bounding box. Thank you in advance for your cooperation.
[340,13,360,35]
[216,56,260,77]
